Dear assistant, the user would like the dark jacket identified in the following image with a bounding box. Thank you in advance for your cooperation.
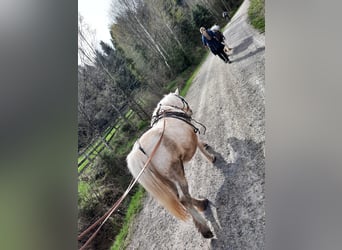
[201,29,224,55]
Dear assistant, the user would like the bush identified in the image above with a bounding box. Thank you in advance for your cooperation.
[121,123,134,133]
[137,120,149,130]
[248,0,265,33]
[192,4,216,28]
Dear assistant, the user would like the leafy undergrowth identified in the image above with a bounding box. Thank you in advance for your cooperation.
[111,187,145,250]
[248,0,265,33]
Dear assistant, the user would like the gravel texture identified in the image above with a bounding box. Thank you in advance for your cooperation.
[125,1,265,249]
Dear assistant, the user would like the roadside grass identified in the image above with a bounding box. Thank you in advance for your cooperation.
[166,48,209,95]
[181,51,209,96]
[248,0,265,33]
[78,181,91,208]
[111,186,145,250]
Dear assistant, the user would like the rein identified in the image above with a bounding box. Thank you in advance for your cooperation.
[78,119,166,250]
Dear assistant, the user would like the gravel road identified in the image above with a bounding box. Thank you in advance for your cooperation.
[125,0,265,249]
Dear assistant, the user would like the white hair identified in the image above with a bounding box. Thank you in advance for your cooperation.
[210,24,220,31]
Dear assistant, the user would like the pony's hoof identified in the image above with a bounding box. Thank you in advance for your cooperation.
[202,230,214,239]
[203,143,209,150]
[196,199,209,211]
[202,199,209,210]
[211,156,216,163]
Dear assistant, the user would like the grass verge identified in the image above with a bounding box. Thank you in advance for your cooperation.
[181,52,209,96]
[248,0,265,33]
[111,186,145,250]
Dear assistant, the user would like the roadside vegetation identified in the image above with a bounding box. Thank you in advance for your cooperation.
[110,186,145,250]
[78,1,244,249]
[248,0,265,33]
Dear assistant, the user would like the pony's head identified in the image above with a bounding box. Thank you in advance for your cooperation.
[152,88,192,118]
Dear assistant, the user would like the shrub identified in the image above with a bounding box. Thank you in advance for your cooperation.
[248,0,265,33]
[192,4,216,28]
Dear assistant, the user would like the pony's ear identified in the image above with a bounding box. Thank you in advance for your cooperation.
[174,88,179,95]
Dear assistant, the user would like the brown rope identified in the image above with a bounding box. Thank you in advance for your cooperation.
[78,119,166,250]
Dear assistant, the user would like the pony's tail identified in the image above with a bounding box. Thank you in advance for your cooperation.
[127,146,189,221]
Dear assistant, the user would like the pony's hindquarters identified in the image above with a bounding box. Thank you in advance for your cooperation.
[126,141,189,221]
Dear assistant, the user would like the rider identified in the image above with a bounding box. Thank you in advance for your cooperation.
[200,27,231,64]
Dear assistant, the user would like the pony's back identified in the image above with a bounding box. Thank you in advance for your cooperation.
[126,139,189,221]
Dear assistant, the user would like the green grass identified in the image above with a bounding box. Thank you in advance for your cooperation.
[78,142,105,173]
[180,52,209,96]
[125,109,133,118]
[165,66,193,92]
[115,135,138,156]
[78,181,91,207]
[111,187,145,250]
[105,126,117,141]
[248,0,265,33]
[78,159,90,173]
[78,155,86,164]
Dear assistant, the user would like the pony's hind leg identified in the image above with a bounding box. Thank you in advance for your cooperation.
[197,140,216,163]
[172,160,213,238]
[192,198,209,212]
[180,188,213,238]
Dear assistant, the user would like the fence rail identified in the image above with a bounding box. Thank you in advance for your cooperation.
[78,110,134,175]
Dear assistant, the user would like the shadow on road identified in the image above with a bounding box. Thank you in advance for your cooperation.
[229,35,265,63]
[231,36,254,55]
[232,46,265,63]
[204,137,265,249]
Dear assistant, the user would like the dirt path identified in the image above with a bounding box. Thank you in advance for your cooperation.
[125,0,265,249]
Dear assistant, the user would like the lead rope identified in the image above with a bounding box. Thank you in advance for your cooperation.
[78,119,166,250]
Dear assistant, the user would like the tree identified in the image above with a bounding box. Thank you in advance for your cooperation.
[192,4,216,28]
[78,13,150,152]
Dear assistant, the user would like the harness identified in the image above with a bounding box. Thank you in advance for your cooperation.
[138,94,207,157]
[151,111,200,133]
[150,94,206,134]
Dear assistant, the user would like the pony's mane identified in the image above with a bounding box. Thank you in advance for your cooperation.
[152,93,180,117]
